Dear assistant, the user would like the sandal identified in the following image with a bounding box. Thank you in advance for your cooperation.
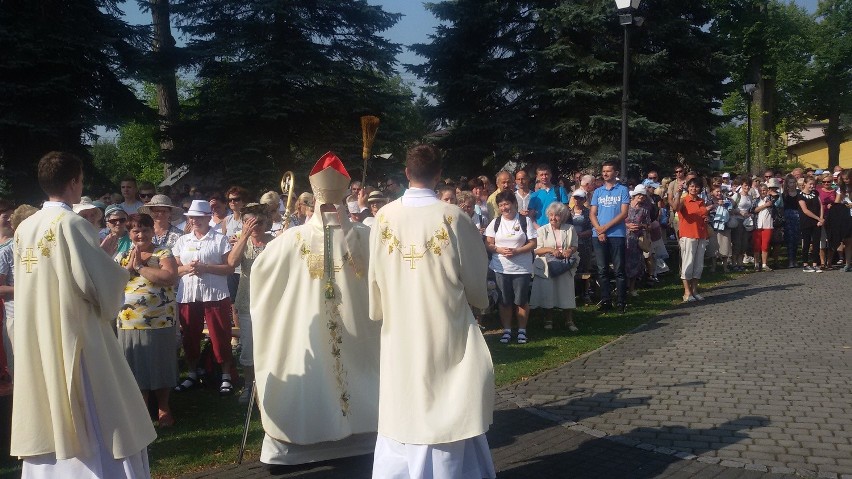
[499,332,511,344]
[157,412,175,427]
[219,380,234,396]
[516,332,528,344]
[174,377,197,392]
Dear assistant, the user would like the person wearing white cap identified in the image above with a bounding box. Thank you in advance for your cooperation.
[368,144,495,478]
[11,152,155,478]
[251,152,381,465]
[73,196,104,230]
[626,185,651,298]
[172,199,236,396]
[569,188,594,302]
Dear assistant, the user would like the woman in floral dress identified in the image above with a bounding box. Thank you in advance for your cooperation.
[116,213,179,426]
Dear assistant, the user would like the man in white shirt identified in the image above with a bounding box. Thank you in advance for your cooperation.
[119,177,143,214]
[369,144,496,479]
[515,169,533,216]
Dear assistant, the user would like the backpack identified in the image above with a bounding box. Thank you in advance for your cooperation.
[494,213,529,241]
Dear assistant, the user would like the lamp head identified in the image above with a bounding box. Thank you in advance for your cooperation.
[615,0,641,9]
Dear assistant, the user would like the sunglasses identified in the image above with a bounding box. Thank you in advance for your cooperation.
[228,197,242,202]
[674,170,684,174]
[108,218,127,224]
[139,193,154,199]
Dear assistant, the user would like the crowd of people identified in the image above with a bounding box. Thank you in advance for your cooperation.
[0,149,849,478]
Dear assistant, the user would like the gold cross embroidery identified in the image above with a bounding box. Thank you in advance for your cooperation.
[21,247,38,273]
[402,245,425,269]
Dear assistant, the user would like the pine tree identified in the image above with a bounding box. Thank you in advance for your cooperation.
[0,0,149,201]
[412,0,729,179]
[170,0,409,185]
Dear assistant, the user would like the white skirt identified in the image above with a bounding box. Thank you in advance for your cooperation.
[22,357,150,479]
[260,432,376,465]
[371,433,495,479]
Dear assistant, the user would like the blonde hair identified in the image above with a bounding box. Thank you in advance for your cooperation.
[298,192,315,208]
[259,190,280,206]
[11,205,39,230]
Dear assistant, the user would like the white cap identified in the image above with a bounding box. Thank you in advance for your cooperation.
[721,172,730,178]
[571,189,587,198]
[630,185,647,197]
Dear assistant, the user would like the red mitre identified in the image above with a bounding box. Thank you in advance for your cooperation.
[309,151,351,205]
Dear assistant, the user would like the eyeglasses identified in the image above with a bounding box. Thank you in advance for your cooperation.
[107,218,127,224]
[228,197,242,203]
[674,170,684,174]
[647,176,658,180]
[822,181,832,184]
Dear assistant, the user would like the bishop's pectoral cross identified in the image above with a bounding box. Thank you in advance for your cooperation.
[21,247,38,273]
[402,244,425,270]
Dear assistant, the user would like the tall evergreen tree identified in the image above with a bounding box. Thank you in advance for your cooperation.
[0,0,149,200]
[804,0,852,170]
[712,0,813,173]
[410,1,549,175]
[412,0,729,178]
[170,0,407,184]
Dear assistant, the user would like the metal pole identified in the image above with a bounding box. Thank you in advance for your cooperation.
[621,22,630,183]
[237,379,257,464]
[745,94,752,177]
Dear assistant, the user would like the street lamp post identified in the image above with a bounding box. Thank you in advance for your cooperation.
[616,0,642,183]
[742,83,756,177]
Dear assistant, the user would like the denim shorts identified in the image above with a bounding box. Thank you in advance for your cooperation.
[494,271,532,306]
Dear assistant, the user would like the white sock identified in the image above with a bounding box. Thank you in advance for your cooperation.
[518,328,527,335]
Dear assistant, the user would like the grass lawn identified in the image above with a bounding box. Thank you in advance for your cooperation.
[0,265,747,478]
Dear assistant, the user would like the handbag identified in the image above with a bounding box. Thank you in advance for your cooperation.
[726,215,741,229]
[743,216,754,232]
[545,254,577,277]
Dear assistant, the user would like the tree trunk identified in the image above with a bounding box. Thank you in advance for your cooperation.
[824,109,841,171]
[151,0,180,176]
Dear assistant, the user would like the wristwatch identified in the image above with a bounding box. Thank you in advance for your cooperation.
[134,263,144,273]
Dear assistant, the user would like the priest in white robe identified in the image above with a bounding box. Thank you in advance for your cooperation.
[12,151,156,479]
[251,152,380,465]
[368,144,496,478]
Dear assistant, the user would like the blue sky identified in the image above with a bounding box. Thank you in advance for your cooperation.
[122,0,820,81]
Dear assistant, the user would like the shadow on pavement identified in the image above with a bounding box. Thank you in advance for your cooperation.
[497,415,771,479]
[699,283,801,304]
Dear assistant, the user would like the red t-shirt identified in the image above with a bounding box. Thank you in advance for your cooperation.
[678,195,708,239]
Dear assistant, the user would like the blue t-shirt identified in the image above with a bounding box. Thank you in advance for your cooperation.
[590,183,630,238]
[528,186,569,226]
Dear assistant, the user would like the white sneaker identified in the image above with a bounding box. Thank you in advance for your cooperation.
[814,266,823,273]
[693,293,705,301]
[803,265,814,272]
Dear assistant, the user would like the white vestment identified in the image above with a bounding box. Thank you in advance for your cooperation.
[12,203,156,476]
[251,206,380,464]
[368,188,496,478]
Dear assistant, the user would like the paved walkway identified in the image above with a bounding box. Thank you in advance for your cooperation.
[186,268,852,478]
